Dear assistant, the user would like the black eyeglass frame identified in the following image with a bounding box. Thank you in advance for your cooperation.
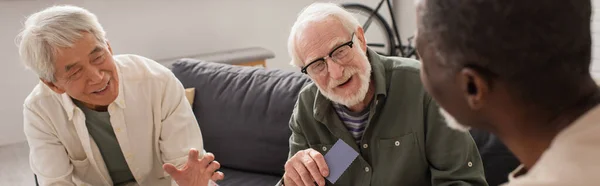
[301,32,356,74]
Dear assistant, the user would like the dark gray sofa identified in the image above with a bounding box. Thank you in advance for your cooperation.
[170,59,311,185]
[169,58,520,186]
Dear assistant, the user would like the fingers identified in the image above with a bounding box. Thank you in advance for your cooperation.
[162,163,179,176]
[206,160,221,173]
[284,162,304,186]
[211,171,225,181]
[308,150,329,177]
[284,149,328,186]
[188,148,199,162]
[293,156,315,186]
[301,151,325,186]
[199,152,216,168]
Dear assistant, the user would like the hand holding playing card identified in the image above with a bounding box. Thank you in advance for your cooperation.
[323,139,359,184]
[283,148,330,186]
[283,139,359,186]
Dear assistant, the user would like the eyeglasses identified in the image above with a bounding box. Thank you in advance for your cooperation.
[301,32,355,76]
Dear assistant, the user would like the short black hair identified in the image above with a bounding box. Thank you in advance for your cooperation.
[419,0,593,109]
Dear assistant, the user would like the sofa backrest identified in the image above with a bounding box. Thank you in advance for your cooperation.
[171,59,312,176]
[469,129,521,186]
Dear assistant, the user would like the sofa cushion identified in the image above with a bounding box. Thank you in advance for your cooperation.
[185,88,195,106]
[216,167,281,186]
[171,59,312,175]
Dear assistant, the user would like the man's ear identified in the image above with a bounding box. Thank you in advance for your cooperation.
[459,68,489,110]
[41,78,66,94]
[356,27,367,52]
[106,40,113,54]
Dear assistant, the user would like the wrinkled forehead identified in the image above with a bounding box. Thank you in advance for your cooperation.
[295,18,349,64]
[54,32,104,68]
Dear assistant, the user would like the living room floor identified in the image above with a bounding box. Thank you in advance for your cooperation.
[0,142,35,186]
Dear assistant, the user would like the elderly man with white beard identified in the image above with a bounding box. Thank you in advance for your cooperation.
[277,2,487,186]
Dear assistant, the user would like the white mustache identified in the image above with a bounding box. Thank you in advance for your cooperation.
[328,67,358,89]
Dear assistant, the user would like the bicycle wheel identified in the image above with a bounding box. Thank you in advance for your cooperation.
[342,3,395,56]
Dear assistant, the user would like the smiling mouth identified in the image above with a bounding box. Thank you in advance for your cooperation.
[93,80,110,94]
[337,76,353,87]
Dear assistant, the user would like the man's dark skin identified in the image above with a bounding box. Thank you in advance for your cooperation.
[414,0,599,171]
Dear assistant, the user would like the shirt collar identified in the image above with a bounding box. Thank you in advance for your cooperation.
[366,47,388,99]
[507,105,600,183]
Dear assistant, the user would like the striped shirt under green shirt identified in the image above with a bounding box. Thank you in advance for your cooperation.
[332,103,370,144]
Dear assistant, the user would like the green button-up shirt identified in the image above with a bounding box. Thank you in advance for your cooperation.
[283,49,488,186]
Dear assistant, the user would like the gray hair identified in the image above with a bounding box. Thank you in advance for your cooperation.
[16,5,107,82]
[287,2,361,68]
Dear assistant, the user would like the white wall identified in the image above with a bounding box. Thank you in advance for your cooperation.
[0,0,403,146]
[593,0,600,77]
[394,0,417,42]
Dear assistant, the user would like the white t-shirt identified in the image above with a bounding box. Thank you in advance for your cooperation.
[503,105,600,186]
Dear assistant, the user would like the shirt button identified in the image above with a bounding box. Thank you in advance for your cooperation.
[115,128,122,133]
[322,146,328,152]
[394,141,400,146]
[468,161,473,167]
[364,167,370,172]
[363,144,369,149]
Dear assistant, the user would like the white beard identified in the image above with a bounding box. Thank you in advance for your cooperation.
[439,107,471,132]
[317,59,372,107]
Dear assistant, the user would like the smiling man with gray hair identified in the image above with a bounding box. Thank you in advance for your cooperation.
[279,2,487,186]
[18,5,222,186]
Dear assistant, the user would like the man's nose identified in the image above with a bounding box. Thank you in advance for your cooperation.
[327,58,344,79]
[85,66,103,84]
